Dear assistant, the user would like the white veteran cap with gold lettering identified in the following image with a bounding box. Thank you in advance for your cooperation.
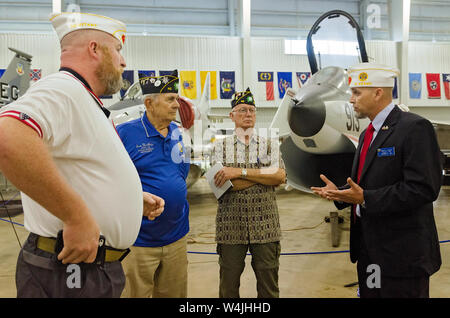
[348,62,399,88]
[49,12,127,45]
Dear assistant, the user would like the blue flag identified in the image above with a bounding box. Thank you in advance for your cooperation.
[0,69,5,77]
[159,70,173,76]
[120,70,134,98]
[138,70,156,78]
[277,72,292,99]
[258,72,273,82]
[392,78,398,99]
[409,73,421,99]
[219,71,235,99]
[296,72,311,87]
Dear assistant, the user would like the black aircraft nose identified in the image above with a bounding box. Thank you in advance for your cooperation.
[288,97,326,137]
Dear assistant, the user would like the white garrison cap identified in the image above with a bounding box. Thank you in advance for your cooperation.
[49,12,126,45]
[348,62,399,88]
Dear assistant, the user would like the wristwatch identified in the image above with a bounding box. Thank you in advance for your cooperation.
[241,168,247,178]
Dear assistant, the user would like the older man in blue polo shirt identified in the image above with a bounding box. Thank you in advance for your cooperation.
[117,70,190,298]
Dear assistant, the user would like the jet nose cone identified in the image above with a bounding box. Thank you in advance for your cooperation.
[288,97,326,137]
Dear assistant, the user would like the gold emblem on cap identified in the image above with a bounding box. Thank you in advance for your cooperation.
[359,72,368,81]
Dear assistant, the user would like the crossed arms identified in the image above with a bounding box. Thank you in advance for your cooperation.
[214,166,286,190]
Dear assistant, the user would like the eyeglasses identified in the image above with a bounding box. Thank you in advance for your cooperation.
[233,107,256,114]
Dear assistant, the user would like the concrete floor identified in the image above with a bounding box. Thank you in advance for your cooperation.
[0,179,449,298]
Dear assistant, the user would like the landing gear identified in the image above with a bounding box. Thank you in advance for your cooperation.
[324,211,344,247]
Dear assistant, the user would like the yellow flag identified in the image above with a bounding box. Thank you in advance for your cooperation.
[180,70,197,99]
[200,71,217,100]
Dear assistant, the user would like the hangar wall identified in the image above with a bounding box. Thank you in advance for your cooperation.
[1,33,450,126]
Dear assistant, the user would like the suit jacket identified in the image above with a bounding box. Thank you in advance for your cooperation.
[336,106,442,278]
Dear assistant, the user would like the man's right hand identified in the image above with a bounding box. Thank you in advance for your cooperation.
[57,212,100,264]
[310,174,338,200]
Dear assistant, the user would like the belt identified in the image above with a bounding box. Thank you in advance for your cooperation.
[36,236,129,263]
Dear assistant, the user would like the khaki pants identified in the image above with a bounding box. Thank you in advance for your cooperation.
[121,236,188,298]
[217,242,281,298]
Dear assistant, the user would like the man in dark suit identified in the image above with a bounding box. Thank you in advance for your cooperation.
[311,62,442,298]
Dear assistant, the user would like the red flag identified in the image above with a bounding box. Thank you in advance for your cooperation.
[257,72,274,101]
[442,73,450,100]
[266,82,274,100]
[426,73,441,99]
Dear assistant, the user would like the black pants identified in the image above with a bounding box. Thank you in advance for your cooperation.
[16,233,126,298]
[357,240,429,298]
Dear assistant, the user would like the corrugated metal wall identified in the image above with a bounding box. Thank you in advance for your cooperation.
[2,32,450,126]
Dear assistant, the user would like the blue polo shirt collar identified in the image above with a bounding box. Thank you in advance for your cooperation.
[142,111,175,139]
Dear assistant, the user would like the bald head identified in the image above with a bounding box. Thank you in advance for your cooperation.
[60,29,120,51]
[59,28,126,97]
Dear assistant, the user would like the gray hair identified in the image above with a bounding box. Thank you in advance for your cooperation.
[142,93,160,104]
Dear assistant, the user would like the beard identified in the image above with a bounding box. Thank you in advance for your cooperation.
[354,111,368,119]
[95,46,123,96]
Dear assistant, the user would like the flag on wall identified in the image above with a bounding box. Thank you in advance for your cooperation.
[392,78,398,99]
[120,70,134,98]
[138,70,156,78]
[296,72,310,88]
[0,69,4,77]
[159,70,173,76]
[200,71,217,100]
[277,72,292,99]
[257,72,274,101]
[29,69,41,83]
[180,70,197,99]
[426,73,441,99]
[442,74,450,100]
[409,73,421,99]
[219,71,235,99]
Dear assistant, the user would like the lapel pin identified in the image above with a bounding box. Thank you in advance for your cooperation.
[381,125,389,130]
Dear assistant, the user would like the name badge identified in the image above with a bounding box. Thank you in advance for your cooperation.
[377,147,395,157]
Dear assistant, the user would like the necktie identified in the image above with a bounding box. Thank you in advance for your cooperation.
[357,123,375,183]
[353,123,375,223]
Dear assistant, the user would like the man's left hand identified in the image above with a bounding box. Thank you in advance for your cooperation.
[143,192,165,220]
[214,167,241,188]
[325,178,364,204]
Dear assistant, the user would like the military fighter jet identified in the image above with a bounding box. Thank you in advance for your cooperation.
[0,47,33,107]
[271,10,450,193]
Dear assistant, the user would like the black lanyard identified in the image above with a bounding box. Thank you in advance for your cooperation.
[59,67,111,118]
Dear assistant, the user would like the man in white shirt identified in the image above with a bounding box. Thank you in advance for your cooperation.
[0,12,164,298]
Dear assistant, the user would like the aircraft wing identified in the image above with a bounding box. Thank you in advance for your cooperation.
[432,120,450,127]
[108,98,143,111]
[197,72,210,119]
[207,113,229,121]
